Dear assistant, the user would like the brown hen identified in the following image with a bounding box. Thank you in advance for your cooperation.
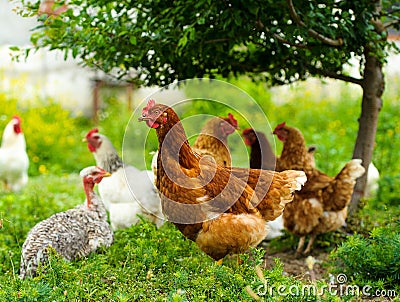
[242,128,318,240]
[273,122,365,255]
[242,128,277,170]
[192,113,238,167]
[242,127,317,172]
[138,100,307,260]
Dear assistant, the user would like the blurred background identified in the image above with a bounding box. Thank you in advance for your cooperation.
[1,0,399,185]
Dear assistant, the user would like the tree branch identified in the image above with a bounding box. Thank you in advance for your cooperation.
[204,38,231,44]
[384,19,400,29]
[305,63,363,85]
[255,20,308,49]
[384,6,400,15]
[286,0,343,47]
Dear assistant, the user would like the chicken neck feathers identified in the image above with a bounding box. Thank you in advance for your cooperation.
[93,135,125,173]
[248,131,277,171]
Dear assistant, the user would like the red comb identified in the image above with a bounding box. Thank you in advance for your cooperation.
[86,128,99,138]
[12,115,21,123]
[242,128,254,135]
[275,122,286,131]
[143,99,156,114]
[227,113,238,128]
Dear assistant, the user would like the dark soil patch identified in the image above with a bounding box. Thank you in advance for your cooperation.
[261,241,331,282]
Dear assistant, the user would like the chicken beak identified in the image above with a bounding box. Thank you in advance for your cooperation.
[82,137,87,142]
[138,116,149,122]
[103,172,112,178]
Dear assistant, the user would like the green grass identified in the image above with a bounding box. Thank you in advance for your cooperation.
[1,176,341,301]
[1,75,400,300]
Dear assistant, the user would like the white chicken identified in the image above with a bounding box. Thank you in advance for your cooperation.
[0,115,29,192]
[84,129,164,230]
[19,166,114,279]
[365,162,380,198]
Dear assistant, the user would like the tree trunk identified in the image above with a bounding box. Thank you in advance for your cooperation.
[348,47,384,216]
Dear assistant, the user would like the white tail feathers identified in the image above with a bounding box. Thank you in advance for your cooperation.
[347,159,366,179]
[283,170,307,192]
[295,171,308,190]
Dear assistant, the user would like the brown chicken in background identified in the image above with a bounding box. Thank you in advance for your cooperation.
[242,128,318,240]
[242,127,317,171]
[192,113,238,167]
[273,122,365,255]
[242,128,277,170]
[139,100,307,261]
[306,145,317,168]
[242,128,283,240]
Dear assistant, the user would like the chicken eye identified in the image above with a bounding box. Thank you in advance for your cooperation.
[154,110,160,115]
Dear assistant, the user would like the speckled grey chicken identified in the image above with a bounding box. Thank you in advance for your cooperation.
[19,166,113,279]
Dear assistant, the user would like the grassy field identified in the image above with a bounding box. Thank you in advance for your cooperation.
[0,76,399,301]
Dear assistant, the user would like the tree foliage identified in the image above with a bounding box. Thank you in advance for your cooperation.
[16,0,400,86]
[14,0,400,211]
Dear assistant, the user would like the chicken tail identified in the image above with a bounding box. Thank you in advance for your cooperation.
[257,170,306,221]
[321,159,365,211]
[343,159,366,180]
[281,170,308,192]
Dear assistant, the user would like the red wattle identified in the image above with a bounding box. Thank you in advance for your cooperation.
[14,124,22,134]
[147,120,160,128]
[277,135,285,142]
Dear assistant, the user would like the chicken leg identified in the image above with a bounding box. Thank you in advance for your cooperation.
[303,234,317,255]
[296,236,306,256]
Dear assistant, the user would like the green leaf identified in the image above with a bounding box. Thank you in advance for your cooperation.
[187,27,195,40]
[72,47,78,58]
[177,35,188,49]
[130,36,137,45]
